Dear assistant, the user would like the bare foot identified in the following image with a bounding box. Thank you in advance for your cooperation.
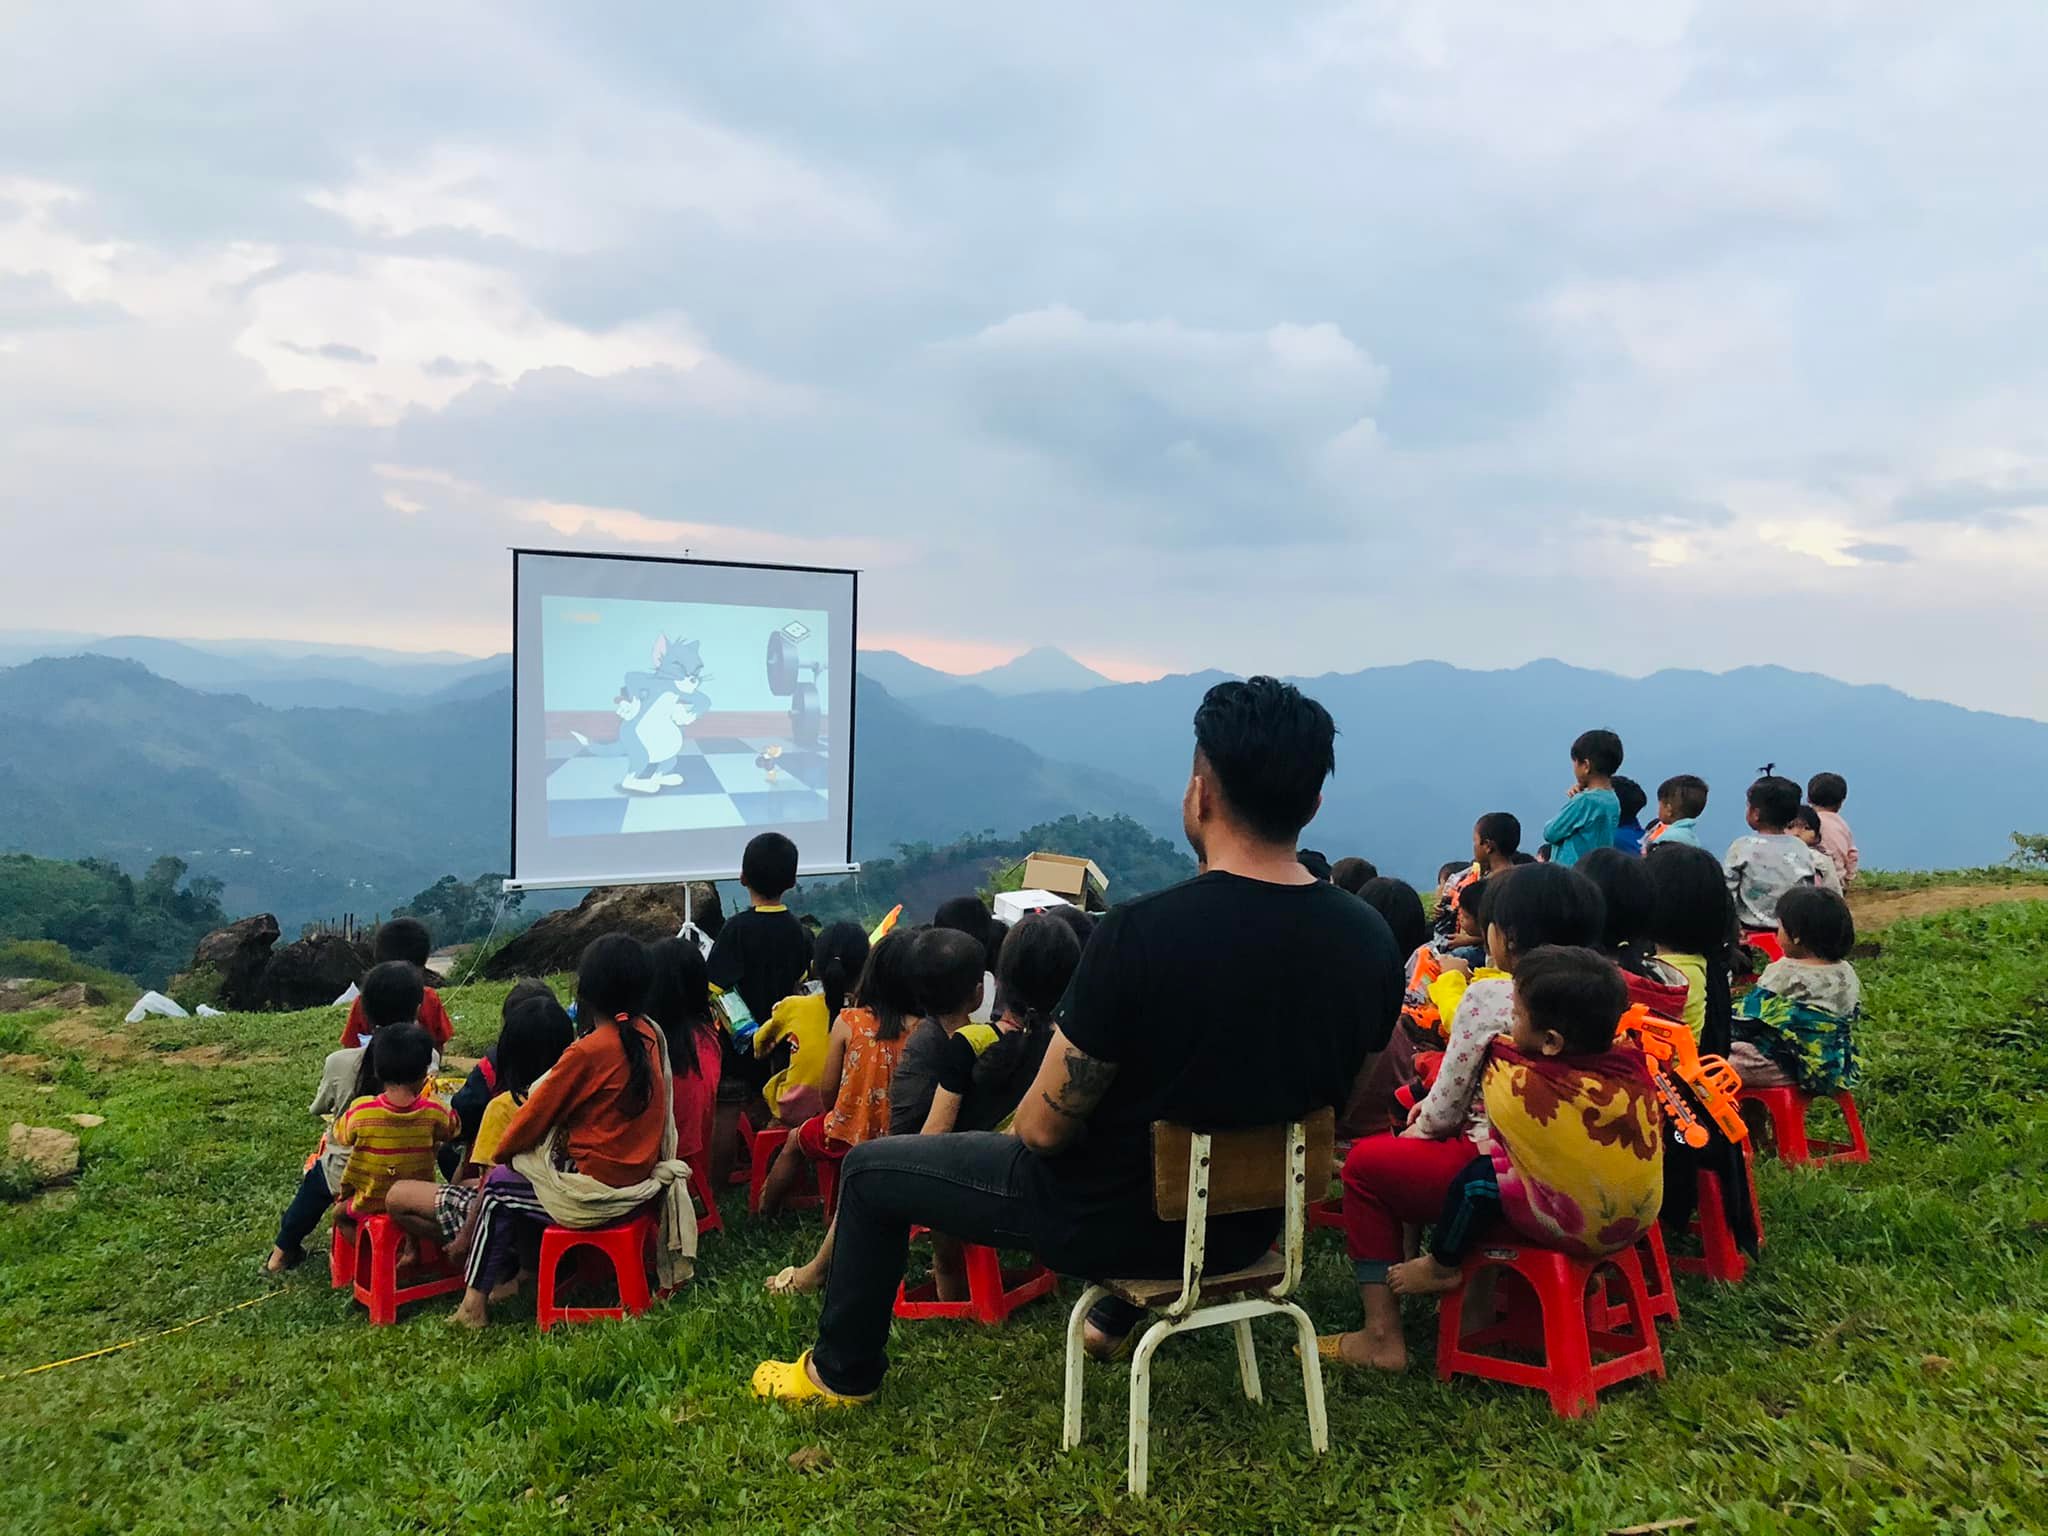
[264,1246,297,1275]
[449,1292,489,1330]
[934,1267,969,1304]
[1389,1255,1465,1297]
[487,1272,526,1304]
[1328,1328,1407,1372]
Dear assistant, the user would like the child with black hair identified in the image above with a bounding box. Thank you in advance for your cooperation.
[1357,877,1429,967]
[1645,774,1710,852]
[886,928,990,1138]
[707,831,812,1036]
[1383,947,1661,1301]
[752,922,871,1125]
[923,912,1083,1136]
[340,916,453,1049]
[1807,772,1858,885]
[762,932,922,1293]
[452,934,668,1328]
[1645,842,1736,1037]
[270,963,437,1272]
[1445,879,1490,965]
[1731,886,1862,1094]
[1790,806,1845,894]
[1611,776,1649,856]
[444,978,555,1173]
[388,993,574,1255]
[1725,774,1819,932]
[644,937,724,1167]
[933,894,999,1024]
[1540,730,1624,868]
[1434,815,1521,938]
[1577,847,1692,1022]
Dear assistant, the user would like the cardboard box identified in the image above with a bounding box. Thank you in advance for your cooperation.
[993,889,1075,927]
[1021,851,1109,912]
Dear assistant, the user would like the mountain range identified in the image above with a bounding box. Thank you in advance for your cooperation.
[3,633,2045,932]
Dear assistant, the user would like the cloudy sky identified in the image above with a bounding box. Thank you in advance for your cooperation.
[4,2,2046,714]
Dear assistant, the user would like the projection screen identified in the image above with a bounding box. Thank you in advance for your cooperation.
[509,549,858,889]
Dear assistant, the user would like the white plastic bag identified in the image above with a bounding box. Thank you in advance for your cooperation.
[332,982,360,1008]
[124,990,189,1023]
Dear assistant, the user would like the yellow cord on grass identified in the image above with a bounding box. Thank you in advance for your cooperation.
[0,1291,280,1382]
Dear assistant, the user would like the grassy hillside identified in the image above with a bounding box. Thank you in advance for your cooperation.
[1,896,2043,1533]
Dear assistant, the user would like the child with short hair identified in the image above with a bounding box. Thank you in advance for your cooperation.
[1433,814,1520,938]
[1790,806,1845,894]
[1385,946,1662,1300]
[761,932,922,1294]
[707,832,812,1032]
[1731,886,1862,1094]
[887,928,991,1137]
[1724,774,1818,933]
[1540,729,1624,868]
[387,992,574,1255]
[920,913,1081,1137]
[1806,772,1858,885]
[1611,776,1649,856]
[1645,775,1710,852]
[340,917,453,1049]
[933,894,999,1024]
[271,962,438,1272]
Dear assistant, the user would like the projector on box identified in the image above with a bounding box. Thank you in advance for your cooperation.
[993,888,1075,926]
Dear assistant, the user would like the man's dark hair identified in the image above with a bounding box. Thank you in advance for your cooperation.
[370,1020,435,1088]
[1514,945,1630,1055]
[1330,856,1377,894]
[933,895,994,964]
[1297,849,1333,883]
[1807,772,1848,811]
[1777,885,1855,963]
[373,917,432,969]
[741,832,800,899]
[910,927,986,1018]
[1482,864,1606,960]
[1475,812,1521,858]
[1192,676,1336,843]
[1576,847,1657,956]
[1612,775,1648,823]
[497,996,574,1098]
[359,960,425,1032]
[1747,775,1802,831]
[1570,729,1624,776]
[1657,774,1710,820]
[1357,877,1427,959]
[996,912,1082,1023]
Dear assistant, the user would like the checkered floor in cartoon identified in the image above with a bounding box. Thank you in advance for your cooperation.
[544,736,831,836]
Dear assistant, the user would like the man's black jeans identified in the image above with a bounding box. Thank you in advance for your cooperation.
[810,1133,1274,1396]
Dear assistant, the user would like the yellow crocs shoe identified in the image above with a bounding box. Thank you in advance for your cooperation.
[750,1350,875,1407]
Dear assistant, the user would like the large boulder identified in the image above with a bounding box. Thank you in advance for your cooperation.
[189,914,282,1010]
[481,882,724,980]
[263,934,370,1011]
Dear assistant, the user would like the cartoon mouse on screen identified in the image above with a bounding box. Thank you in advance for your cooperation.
[572,634,713,794]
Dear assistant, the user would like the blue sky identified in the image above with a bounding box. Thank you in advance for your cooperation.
[3,3,2045,714]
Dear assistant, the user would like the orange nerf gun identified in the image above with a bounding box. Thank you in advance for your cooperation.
[867,904,903,945]
[1622,1004,1748,1149]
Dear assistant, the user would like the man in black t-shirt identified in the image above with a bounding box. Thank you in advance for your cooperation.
[750,679,1404,1405]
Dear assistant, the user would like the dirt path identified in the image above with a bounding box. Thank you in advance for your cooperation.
[1849,883,2048,929]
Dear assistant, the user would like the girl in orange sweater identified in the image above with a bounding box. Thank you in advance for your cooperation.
[450,934,667,1328]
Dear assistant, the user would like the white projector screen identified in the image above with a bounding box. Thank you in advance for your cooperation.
[509,549,858,889]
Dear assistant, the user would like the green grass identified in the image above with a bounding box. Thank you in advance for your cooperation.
[2,919,2046,1535]
[1852,865,2048,895]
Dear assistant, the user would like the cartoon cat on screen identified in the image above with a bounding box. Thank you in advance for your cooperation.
[571,634,712,794]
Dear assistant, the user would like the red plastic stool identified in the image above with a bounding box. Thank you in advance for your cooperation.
[1592,1223,1679,1330]
[1742,929,1785,963]
[1672,1155,1765,1282]
[1307,1196,1345,1231]
[1437,1240,1665,1417]
[894,1232,1058,1326]
[817,1157,841,1223]
[1738,1085,1869,1166]
[739,1120,822,1215]
[335,1213,465,1325]
[329,1211,358,1289]
[690,1160,723,1237]
[535,1209,660,1333]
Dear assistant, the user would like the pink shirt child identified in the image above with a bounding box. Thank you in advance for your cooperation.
[1815,808,1858,884]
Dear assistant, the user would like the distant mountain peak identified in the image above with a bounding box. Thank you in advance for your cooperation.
[968,647,1111,695]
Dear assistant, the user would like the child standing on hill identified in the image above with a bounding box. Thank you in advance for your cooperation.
[1644,775,1709,852]
[1724,773,1819,934]
[708,833,812,1034]
[340,917,453,1049]
[1732,886,1863,1095]
[270,963,439,1272]
[1807,772,1858,886]
[1541,730,1624,868]
[760,933,922,1296]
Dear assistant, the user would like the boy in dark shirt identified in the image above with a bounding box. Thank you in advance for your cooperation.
[707,832,812,1029]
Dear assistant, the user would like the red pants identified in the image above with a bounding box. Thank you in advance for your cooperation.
[1340,1132,1480,1278]
[796,1114,852,1162]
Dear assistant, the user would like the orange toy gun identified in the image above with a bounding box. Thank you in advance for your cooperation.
[1623,1004,1749,1149]
[867,904,903,945]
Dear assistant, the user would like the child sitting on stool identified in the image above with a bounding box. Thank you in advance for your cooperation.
[1731,885,1862,1096]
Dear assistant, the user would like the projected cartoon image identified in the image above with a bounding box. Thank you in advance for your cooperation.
[540,595,831,840]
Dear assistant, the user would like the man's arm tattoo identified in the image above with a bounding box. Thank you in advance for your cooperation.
[1040,1048,1118,1120]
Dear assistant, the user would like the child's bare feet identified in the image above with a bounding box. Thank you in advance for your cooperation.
[449,1291,490,1329]
[264,1245,299,1275]
[396,1237,420,1269]
[486,1270,527,1304]
[1321,1328,1408,1372]
[1389,1255,1465,1297]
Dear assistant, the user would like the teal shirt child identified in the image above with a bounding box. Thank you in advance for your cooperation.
[1543,788,1620,868]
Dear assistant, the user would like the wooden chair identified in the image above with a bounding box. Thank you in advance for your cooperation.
[1060,1108,1335,1499]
